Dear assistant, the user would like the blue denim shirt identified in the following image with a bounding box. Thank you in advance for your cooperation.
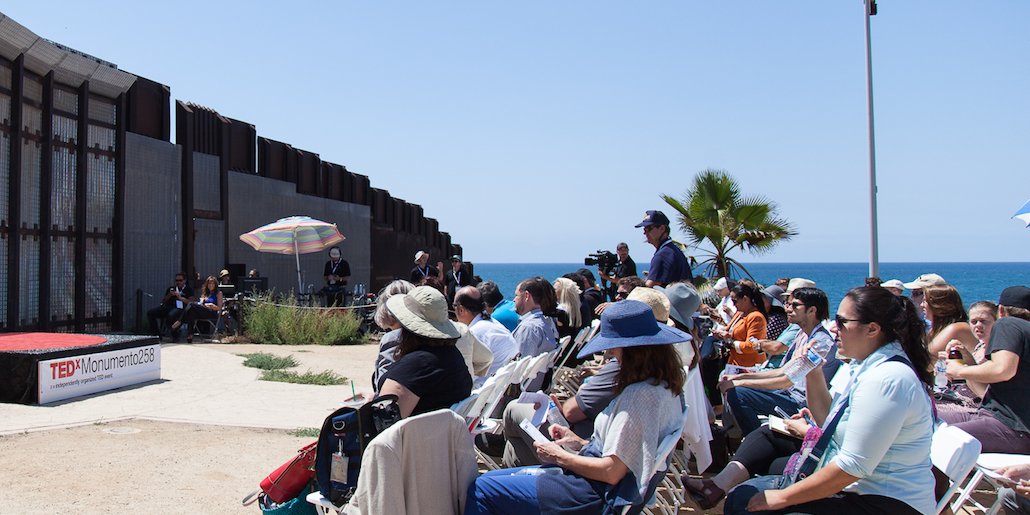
[821,342,936,514]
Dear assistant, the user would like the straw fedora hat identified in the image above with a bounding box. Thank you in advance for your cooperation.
[385,286,462,339]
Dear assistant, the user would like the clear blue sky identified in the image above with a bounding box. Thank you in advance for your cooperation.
[7,2,1029,264]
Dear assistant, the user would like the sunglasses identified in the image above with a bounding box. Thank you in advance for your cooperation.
[615,290,629,298]
[788,301,806,309]
[834,314,865,328]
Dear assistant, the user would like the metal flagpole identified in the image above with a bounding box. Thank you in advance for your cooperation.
[864,0,880,277]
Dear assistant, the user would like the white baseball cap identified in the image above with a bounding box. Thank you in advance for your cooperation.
[414,250,428,263]
[902,273,946,290]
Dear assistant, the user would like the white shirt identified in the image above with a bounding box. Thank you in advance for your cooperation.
[469,314,519,386]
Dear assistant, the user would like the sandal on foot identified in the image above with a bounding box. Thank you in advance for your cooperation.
[682,476,726,509]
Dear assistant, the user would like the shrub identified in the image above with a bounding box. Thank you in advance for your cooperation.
[239,352,298,370]
[260,369,348,385]
[242,293,365,345]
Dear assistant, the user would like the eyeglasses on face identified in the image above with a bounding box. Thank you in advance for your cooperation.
[615,290,629,298]
[788,301,806,309]
[834,314,865,328]
[911,289,924,297]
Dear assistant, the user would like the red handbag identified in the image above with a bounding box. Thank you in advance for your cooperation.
[245,441,318,505]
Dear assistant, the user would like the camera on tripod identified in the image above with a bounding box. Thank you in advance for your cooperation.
[584,250,618,276]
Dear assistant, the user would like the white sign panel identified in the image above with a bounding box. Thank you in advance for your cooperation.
[38,345,161,404]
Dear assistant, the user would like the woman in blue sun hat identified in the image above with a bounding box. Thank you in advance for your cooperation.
[465,299,688,514]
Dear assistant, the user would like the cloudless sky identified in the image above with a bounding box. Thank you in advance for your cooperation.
[6,2,1029,264]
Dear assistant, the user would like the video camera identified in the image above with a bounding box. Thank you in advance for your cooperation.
[584,250,619,276]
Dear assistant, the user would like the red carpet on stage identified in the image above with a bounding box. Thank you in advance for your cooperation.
[0,333,108,352]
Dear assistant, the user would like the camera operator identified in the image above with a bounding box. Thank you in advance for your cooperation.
[597,242,636,301]
[635,210,693,287]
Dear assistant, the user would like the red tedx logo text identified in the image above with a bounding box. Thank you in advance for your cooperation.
[50,360,79,380]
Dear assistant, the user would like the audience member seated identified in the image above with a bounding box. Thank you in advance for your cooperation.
[147,272,193,340]
[479,280,519,333]
[576,268,605,321]
[466,300,688,514]
[593,275,645,316]
[512,277,559,359]
[943,286,1030,454]
[686,365,852,510]
[170,275,223,344]
[377,286,473,418]
[761,285,790,341]
[454,286,518,385]
[711,282,768,370]
[723,287,936,515]
[371,280,416,392]
[322,246,350,306]
[922,284,978,355]
[553,277,584,341]
[720,287,839,437]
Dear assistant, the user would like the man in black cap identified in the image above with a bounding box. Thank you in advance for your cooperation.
[445,255,471,304]
[944,285,1030,453]
[635,210,692,287]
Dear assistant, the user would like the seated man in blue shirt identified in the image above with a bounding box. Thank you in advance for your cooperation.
[719,287,841,436]
[478,280,519,332]
[511,277,559,358]
[635,210,693,287]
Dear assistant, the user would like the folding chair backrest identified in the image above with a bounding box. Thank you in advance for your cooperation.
[930,423,981,514]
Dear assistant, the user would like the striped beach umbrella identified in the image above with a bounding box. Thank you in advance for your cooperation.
[240,216,346,293]
[1014,199,1030,228]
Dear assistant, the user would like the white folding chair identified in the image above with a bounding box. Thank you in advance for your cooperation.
[930,423,981,514]
[953,452,1030,514]
[306,491,343,515]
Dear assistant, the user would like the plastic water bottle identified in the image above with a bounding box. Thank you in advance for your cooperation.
[934,357,949,391]
[782,337,833,386]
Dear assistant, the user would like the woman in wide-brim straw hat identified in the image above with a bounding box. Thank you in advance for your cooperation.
[378,286,472,418]
[466,300,688,514]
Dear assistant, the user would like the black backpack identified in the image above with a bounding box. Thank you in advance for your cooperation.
[313,395,402,506]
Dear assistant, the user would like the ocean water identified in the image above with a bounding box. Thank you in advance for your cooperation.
[470,262,1030,311]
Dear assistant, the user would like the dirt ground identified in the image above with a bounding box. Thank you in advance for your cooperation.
[0,419,312,514]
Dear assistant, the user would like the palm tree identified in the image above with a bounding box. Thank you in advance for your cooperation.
[662,169,797,281]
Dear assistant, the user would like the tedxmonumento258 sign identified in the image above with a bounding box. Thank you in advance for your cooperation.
[38,345,161,404]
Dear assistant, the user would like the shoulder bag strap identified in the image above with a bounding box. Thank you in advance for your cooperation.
[796,354,910,479]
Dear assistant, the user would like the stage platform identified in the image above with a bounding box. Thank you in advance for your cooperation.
[0,333,160,405]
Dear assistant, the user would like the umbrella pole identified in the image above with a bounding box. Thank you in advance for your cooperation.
[294,230,304,296]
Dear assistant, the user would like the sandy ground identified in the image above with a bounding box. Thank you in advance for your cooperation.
[0,341,383,514]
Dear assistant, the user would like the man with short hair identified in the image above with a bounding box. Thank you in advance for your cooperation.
[147,273,194,340]
[719,287,840,436]
[512,277,558,358]
[410,250,441,285]
[478,281,519,332]
[454,286,518,384]
[598,242,637,301]
[576,268,605,320]
[944,285,1030,453]
[635,210,693,287]
[445,255,471,304]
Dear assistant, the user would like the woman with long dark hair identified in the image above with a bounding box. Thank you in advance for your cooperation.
[724,287,936,515]
[466,300,688,514]
[711,282,769,369]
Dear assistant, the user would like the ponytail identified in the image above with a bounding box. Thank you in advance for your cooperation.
[846,287,933,388]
